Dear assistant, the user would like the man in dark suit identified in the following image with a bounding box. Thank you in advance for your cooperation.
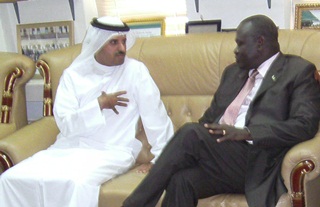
[122,15,320,207]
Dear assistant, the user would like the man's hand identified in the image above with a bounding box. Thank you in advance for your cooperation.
[98,91,129,114]
[136,163,153,174]
[204,123,252,143]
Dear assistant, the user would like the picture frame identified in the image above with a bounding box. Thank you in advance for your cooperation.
[221,28,237,32]
[295,3,320,29]
[123,17,166,38]
[16,21,74,61]
[185,20,221,34]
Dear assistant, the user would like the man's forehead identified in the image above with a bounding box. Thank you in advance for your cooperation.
[106,35,127,44]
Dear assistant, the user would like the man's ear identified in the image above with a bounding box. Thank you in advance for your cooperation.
[257,36,264,49]
[314,70,320,84]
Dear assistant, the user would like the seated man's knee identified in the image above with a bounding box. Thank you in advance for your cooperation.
[181,122,202,131]
[167,170,194,190]
[176,123,204,138]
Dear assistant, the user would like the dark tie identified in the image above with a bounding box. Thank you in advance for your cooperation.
[221,69,259,126]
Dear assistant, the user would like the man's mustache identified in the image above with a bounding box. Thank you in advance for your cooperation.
[115,51,126,55]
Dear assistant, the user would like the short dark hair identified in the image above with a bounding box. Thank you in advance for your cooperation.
[241,15,278,43]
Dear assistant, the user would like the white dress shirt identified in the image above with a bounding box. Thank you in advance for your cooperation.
[234,52,279,129]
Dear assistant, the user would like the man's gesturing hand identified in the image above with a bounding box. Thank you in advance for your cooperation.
[98,91,129,114]
[204,123,252,143]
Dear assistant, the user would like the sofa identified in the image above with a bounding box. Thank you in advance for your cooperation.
[0,52,35,139]
[0,29,320,207]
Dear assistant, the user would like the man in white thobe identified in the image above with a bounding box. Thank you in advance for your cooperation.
[0,16,174,207]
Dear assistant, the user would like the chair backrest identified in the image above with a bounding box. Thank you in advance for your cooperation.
[278,29,320,68]
[37,29,320,128]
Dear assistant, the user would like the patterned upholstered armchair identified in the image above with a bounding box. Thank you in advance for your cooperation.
[0,52,35,139]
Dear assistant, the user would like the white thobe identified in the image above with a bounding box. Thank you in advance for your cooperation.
[0,56,174,207]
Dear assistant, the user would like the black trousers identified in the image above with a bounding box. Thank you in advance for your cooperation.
[123,123,250,207]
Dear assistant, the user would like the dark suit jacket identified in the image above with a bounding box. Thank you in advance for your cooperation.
[199,53,320,207]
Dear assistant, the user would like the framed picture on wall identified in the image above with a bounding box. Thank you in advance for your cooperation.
[122,17,166,38]
[16,21,74,61]
[185,20,221,34]
[295,3,320,29]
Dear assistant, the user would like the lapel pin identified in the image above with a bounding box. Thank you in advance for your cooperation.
[272,75,276,82]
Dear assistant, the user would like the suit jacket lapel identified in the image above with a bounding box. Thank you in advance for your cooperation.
[252,53,286,102]
[245,53,286,121]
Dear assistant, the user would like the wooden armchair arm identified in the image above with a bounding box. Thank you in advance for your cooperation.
[0,52,36,130]
[0,67,23,124]
[281,131,320,207]
[36,60,53,116]
[0,117,59,173]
